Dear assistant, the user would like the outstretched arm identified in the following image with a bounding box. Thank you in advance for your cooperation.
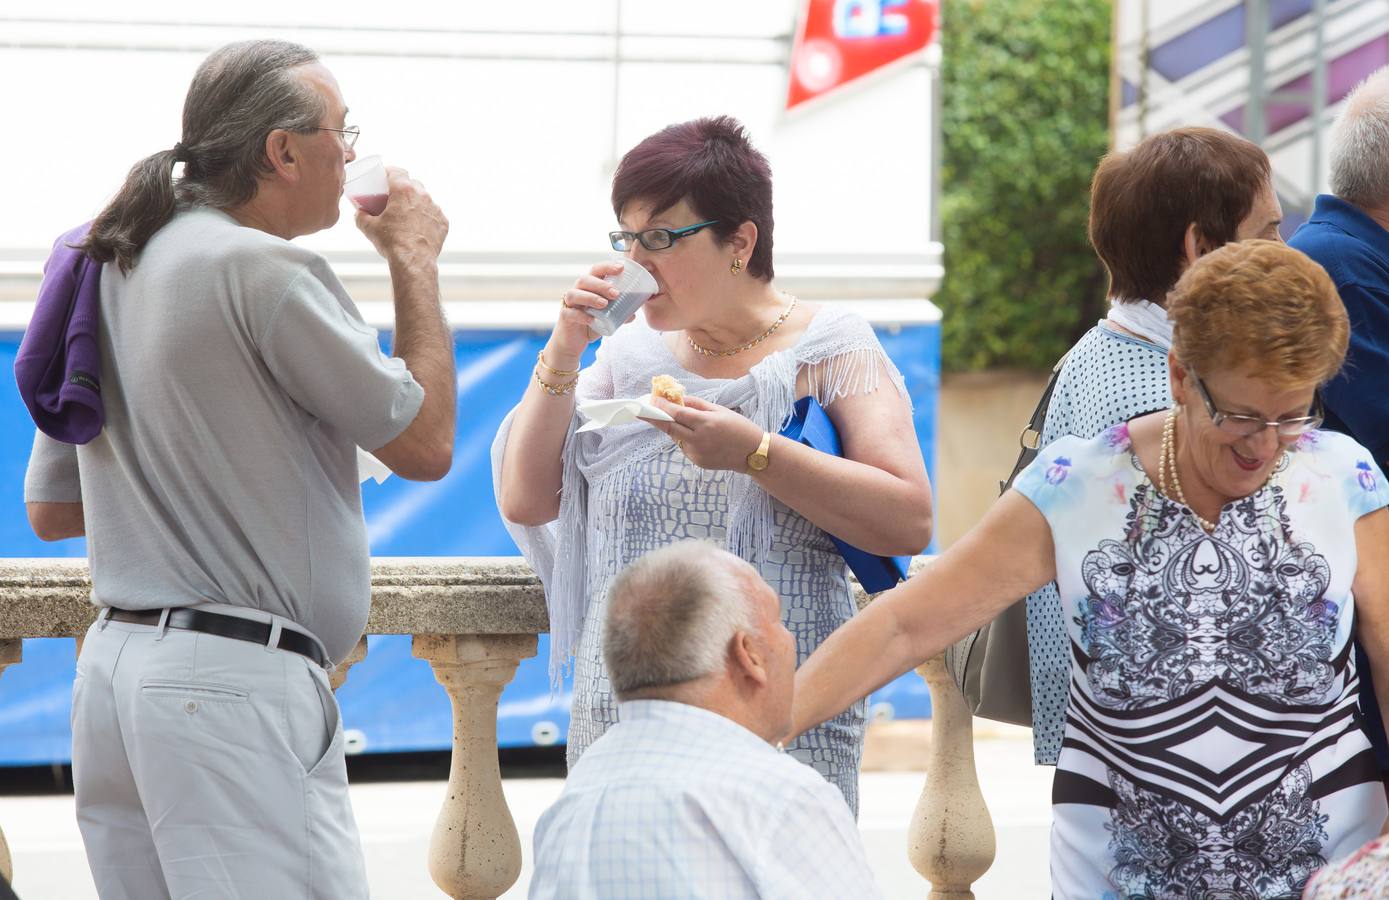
[791,489,1056,737]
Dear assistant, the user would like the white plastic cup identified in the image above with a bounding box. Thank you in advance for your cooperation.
[344,155,389,215]
[585,258,658,337]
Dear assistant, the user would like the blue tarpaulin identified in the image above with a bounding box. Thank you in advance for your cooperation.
[0,320,937,764]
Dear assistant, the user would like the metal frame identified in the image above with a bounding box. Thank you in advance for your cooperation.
[1245,0,1330,205]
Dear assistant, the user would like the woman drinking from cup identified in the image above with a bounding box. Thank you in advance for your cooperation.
[792,240,1389,895]
[493,116,932,811]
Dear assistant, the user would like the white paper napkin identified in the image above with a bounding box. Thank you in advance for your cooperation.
[576,397,676,433]
[357,447,393,484]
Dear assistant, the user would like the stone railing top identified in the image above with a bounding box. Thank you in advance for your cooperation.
[0,557,550,640]
[0,555,933,641]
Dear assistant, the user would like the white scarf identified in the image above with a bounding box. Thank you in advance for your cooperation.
[491,305,907,683]
[1105,298,1173,350]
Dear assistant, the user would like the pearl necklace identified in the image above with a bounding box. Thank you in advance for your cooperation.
[1156,407,1281,534]
[686,295,798,358]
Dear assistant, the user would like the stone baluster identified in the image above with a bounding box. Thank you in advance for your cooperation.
[330,637,369,692]
[413,633,538,900]
[0,558,552,897]
[907,654,996,899]
[0,639,21,884]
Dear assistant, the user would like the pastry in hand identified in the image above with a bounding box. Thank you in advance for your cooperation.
[651,374,686,406]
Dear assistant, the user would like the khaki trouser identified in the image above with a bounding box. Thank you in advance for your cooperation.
[72,613,367,899]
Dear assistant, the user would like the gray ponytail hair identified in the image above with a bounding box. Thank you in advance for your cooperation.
[81,40,326,273]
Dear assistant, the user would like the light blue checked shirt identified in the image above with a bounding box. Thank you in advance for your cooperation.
[529,700,881,900]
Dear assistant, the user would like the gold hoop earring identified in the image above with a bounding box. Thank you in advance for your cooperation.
[730,258,743,276]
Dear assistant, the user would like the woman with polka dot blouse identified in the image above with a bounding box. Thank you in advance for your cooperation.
[1023,126,1285,764]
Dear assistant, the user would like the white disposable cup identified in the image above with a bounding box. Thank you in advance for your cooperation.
[344,155,389,215]
[585,258,658,337]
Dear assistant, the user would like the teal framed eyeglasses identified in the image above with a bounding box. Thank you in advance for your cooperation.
[609,220,719,252]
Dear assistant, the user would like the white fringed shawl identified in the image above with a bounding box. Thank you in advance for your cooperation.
[491,304,909,681]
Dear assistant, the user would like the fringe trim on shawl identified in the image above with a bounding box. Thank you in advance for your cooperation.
[726,343,909,567]
[490,406,587,691]
[496,307,911,685]
[543,416,588,688]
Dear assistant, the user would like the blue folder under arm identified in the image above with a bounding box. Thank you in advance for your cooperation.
[777,396,910,594]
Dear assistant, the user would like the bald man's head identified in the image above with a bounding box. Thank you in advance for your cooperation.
[602,542,759,699]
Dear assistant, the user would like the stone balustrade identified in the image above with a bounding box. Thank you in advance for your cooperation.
[0,557,994,898]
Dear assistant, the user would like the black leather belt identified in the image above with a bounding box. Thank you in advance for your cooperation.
[106,607,324,666]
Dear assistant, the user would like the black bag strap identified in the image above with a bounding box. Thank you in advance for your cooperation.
[1000,351,1069,495]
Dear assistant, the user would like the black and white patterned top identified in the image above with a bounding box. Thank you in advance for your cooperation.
[1016,422,1389,898]
[1028,323,1172,763]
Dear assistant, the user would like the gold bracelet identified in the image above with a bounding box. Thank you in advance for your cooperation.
[537,350,580,378]
[534,367,578,396]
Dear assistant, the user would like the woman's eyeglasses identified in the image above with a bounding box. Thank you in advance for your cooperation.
[609,220,719,252]
[1191,375,1323,438]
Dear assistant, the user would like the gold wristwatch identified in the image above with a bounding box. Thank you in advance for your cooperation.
[746,431,772,472]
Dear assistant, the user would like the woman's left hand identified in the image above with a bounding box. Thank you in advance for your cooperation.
[643,395,765,472]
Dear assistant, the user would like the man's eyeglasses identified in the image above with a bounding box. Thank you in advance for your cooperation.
[1191,374,1323,438]
[315,126,360,150]
[609,220,719,252]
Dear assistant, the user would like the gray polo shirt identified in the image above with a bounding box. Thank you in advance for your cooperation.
[24,207,424,663]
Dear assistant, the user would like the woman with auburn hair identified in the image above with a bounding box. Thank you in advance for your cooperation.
[1018,126,1285,765]
[794,240,1389,897]
[493,116,932,811]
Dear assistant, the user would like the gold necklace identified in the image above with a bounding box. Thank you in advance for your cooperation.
[686,295,798,358]
[1156,408,1280,534]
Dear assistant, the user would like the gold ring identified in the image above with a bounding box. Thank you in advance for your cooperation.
[676,440,684,452]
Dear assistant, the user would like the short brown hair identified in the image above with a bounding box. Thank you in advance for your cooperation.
[1168,240,1347,389]
[611,116,775,280]
[1089,127,1271,303]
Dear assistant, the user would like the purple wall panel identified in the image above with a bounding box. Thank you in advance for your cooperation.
[1127,0,1346,106]
[1221,35,1389,134]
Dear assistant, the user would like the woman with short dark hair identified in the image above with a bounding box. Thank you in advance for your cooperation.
[493,116,933,810]
[1022,126,1284,765]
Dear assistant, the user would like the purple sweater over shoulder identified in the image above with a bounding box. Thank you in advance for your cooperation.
[15,222,103,444]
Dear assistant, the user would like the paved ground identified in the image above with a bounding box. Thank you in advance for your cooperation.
[0,734,1052,899]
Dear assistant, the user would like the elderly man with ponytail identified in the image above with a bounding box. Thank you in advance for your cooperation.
[21,41,454,898]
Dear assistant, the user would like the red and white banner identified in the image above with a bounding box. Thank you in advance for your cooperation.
[786,0,939,111]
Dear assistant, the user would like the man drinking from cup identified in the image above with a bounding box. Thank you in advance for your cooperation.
[23,40,455,898]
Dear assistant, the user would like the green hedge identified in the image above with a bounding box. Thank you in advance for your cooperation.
[937,0,1112,372]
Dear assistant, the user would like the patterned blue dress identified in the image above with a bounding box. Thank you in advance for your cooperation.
[1016,422,1389,898]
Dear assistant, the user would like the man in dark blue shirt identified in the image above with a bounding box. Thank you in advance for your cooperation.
[1291,70,1389,774]
[1291,205,1389,466]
